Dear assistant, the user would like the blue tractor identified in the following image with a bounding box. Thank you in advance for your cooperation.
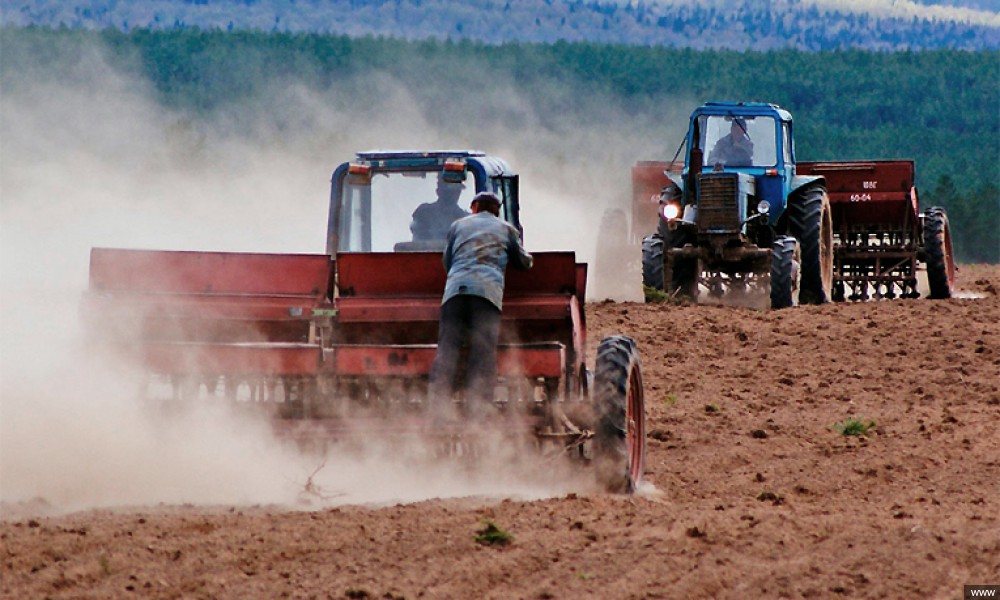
[642,102,833,308]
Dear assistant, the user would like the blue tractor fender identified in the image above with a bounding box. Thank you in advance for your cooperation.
[666,171,685,193]
[789,174,825,197]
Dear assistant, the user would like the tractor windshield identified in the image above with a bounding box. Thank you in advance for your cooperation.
[699,115,777,168]
[336,170,477,252]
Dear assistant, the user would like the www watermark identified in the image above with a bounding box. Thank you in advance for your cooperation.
[966,585,1000,599]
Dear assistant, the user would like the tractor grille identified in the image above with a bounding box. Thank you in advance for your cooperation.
[697,174,740,233]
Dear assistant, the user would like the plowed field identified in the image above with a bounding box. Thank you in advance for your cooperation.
[2,265,997,600]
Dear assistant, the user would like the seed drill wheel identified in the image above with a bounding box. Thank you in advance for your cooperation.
[788,182,833,304]
[592,335,646,493]
[923,207,955,299]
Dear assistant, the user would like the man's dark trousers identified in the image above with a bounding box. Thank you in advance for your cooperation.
[428,294,502,420]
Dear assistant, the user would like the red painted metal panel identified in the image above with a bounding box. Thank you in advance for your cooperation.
[336,297,441,323]
[85,249,334,346]
[336,295,571,323]
[505,295,573,320]
[84,294,322,321]
[89,248,332,297]
[498,344,565,378]
[328,343,564,377]
[506,252,578,296]
[798,161,918,228]
[336,253,446,297]
[574,264,588,311]
[329,345,436,376]
[143,342,322,375]
[336,251,580,298]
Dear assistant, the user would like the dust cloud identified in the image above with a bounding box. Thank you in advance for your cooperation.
[0,37,685,515]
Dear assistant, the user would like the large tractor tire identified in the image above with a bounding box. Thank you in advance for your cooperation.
[666,251,699,301]
[647,227,698,301]
[592,335,646,494]
[787,182,833,304]
[641,234,664,291]
[770,236,798,309]
[923,207,955,299]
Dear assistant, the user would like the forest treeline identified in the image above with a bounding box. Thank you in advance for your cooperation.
[2,26,997,261]
[5,0,999,50]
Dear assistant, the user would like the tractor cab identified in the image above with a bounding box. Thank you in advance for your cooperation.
[327,150,521,254]
[669,102,799,230]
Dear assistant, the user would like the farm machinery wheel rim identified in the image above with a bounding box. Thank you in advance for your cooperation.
[626,360,646,487]
[820,193,834,298]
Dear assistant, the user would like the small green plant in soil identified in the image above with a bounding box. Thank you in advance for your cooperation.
[643,285,669,303]
[475,519,513,546]
[643,285,690,304]
[833,417,876,436]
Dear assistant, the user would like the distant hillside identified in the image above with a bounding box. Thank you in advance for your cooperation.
[2,0,998,50]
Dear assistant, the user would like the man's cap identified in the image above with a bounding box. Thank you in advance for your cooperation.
[472,191,501,206]
[732,117,747,128]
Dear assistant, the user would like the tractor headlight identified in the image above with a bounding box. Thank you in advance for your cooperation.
[757,200,770,215]
[661,202,681,221]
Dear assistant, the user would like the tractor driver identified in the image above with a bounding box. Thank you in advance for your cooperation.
[428,191,533,424]
[708,118,754,166]
[410,173,470,243]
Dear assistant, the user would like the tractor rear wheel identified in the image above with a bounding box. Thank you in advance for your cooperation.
[641,234,664,291]
[770,236,798,309]
[923,207,955,299]
[592,335,646,493]
[788,182,833,304]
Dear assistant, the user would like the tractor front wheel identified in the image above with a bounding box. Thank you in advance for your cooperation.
[641,234,665,292]
[788,182,833,304]
[770,236,798,309]
[923,207,955,299]
[592,335,646,493]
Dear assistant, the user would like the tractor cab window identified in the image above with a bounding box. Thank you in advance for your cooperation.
[491,175,521,232]
[782,122,794,165]
[337,170,477,252]
[699,115,777,168]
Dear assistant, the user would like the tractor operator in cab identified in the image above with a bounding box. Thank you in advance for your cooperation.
[428,191,533,423]
[708,118,754,166]
[410,173,470,243]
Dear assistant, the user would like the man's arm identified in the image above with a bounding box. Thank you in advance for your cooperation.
[442,226,456,271]
[507,225,533,270]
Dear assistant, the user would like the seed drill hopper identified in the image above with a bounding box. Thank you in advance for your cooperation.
[83,150,647,493]
[797,160,955,300]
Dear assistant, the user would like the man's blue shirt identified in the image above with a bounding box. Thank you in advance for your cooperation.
[442,212,533,310]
